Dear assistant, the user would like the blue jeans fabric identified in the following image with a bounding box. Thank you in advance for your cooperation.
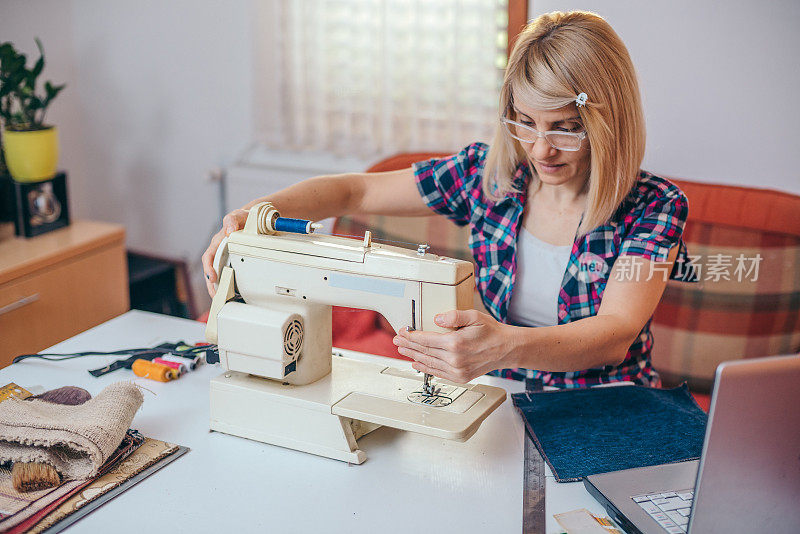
[512,384,708,482]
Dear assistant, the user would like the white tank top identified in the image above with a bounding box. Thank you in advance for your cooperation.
[506,228,573,327]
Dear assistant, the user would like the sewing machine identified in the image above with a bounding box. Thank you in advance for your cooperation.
[205,202,506,463]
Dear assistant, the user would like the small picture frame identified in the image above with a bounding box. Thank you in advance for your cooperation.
[13,172,71,238]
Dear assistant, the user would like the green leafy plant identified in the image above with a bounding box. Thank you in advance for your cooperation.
[0,38,66,132]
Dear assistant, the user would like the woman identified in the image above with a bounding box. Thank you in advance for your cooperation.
[202,11,695,388]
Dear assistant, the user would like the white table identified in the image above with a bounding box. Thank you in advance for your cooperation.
[3,311,609,533]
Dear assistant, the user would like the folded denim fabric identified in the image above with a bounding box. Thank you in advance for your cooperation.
[512,384,708,482]
[0,382,143,480]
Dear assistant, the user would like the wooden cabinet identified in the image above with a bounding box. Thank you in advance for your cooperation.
[0,221,129,368]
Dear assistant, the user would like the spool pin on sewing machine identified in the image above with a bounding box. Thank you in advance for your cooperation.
[205,202,506,463]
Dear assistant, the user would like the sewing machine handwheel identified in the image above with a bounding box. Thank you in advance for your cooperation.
[212,236,230,288]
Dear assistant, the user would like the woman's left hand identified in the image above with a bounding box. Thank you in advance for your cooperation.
[393,309,512,383]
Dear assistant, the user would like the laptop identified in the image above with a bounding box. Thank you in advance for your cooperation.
[584,354,800,534]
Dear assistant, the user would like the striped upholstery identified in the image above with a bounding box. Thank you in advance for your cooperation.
[651,180,800,391]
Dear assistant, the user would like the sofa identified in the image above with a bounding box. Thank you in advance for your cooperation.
[330,153,800,410]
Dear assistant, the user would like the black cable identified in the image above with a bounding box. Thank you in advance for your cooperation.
[12,341,213,365]
[12,347,163,364]
[12,341,219,376]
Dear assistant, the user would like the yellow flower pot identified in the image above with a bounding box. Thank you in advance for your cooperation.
[2,127,59,183]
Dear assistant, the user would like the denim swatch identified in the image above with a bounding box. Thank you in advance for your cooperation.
[512,384,708,482]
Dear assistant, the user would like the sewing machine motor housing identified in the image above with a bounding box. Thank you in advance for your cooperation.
[216,300,330,385]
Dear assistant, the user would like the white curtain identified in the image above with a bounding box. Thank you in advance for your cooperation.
[258,0,508,158]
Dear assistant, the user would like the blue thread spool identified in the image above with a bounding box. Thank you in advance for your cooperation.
[275,217,314,234]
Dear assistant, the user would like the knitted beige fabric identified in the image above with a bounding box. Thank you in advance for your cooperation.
[0,382,143,480]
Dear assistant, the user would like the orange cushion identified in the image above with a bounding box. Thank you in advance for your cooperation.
[670,179,800,237]
[690,392,711,413]
[365,152,449,173]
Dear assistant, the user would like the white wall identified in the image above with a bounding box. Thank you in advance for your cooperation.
[528,0,800,193]
[1,0,253,311]
[2,1,798,314]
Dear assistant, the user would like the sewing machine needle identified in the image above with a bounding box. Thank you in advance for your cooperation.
[422,373,434,395]
[409,300,434,395]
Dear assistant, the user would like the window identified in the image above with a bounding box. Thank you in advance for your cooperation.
[254,0,526,158]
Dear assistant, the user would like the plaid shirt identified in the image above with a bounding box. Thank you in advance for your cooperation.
[413,142,697,388]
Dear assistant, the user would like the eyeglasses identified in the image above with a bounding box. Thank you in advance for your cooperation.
[501,116,587,152]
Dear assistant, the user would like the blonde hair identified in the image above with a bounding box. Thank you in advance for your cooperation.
[483,11,646,237]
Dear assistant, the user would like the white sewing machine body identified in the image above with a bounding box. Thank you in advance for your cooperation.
[205,203,506,463]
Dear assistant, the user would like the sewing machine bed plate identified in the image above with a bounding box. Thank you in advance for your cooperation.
[210,354,506,444]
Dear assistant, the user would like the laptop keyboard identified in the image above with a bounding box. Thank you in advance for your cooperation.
[631,490,693,533]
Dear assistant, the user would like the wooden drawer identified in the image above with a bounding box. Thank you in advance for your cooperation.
[0,241,128,368]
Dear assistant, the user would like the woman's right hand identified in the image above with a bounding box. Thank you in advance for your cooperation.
[202,208,250,297]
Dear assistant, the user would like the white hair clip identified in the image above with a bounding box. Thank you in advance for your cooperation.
[575,92,588,108]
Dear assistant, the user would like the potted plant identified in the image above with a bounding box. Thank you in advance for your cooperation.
[0,38,65,182]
